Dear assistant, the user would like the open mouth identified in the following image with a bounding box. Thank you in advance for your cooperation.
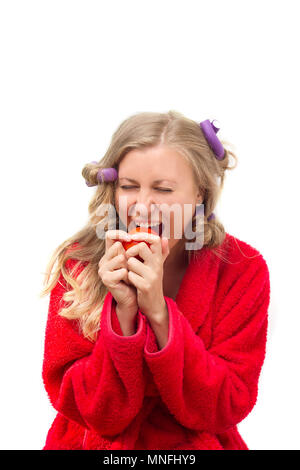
[132,222,164,236]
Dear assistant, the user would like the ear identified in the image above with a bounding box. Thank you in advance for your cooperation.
[196,186,205,202]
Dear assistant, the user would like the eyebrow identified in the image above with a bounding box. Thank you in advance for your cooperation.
[119,177,177,185]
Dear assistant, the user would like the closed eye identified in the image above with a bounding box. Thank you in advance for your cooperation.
[120,186,173,192]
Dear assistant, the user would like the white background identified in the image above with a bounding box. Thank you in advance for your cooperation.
[0,0,299,450]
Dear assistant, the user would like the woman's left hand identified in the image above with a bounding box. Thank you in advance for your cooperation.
[125,233,170,322]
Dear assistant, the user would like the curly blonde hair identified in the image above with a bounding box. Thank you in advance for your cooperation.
[40,110,237,342]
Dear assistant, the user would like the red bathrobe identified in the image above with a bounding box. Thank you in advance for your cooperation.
[42,232,270,450]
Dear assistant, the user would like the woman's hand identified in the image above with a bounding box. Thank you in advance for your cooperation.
[98,230,138,321]
[125,233,170,322]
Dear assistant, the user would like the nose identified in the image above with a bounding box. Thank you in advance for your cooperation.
[130,190,158,219]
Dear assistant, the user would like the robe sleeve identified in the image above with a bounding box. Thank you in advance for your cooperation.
[143,255,270,435]
[42,261,147,437]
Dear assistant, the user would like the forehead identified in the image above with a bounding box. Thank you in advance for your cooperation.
[118,145,193,181]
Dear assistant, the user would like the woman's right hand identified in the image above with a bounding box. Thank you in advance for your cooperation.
[98,230,138,321]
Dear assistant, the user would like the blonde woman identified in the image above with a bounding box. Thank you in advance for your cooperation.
[40,111,270,450]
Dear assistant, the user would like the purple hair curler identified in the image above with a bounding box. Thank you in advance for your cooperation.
[97,167,118,183]
[85,161,118,186]
[199,119,225,160]
[207,212,216,221]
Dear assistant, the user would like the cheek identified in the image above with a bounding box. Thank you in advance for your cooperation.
[115,193,136,226]
[161,211,184,240]
[161,200,195,239]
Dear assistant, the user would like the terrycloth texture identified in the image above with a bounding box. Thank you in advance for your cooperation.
[42,232,270,450]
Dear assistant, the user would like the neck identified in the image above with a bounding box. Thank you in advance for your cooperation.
[164,239,188,270]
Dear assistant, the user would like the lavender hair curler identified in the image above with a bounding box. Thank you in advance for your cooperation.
[199,119,225,160]
[207,212,216,221]
[195,205,216,222]
[97,167,118,184]
[85,161,118,186]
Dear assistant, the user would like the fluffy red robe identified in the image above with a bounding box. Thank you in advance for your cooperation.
[42,233,270,450]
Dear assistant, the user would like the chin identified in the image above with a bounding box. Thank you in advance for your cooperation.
[168,238,181,251]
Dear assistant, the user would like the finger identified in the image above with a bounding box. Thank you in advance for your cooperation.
[114,251,131,284]
[127,270,145,291]
[109,249,132,284]
[99,243,126,273]
[105,241,124,261]
[105,253,127,272]
[115,241,127,258]
[127,254,151,277]
[130,232,160,244]
[106,236,131,261]
[105,229,131,252]
[102,267,127,287]
[125,242,152,263]
[130,233,162,256]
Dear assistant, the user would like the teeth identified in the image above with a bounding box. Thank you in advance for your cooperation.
[134,221,160,228]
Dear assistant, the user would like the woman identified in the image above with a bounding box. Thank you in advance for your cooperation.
[40,110,270,450]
